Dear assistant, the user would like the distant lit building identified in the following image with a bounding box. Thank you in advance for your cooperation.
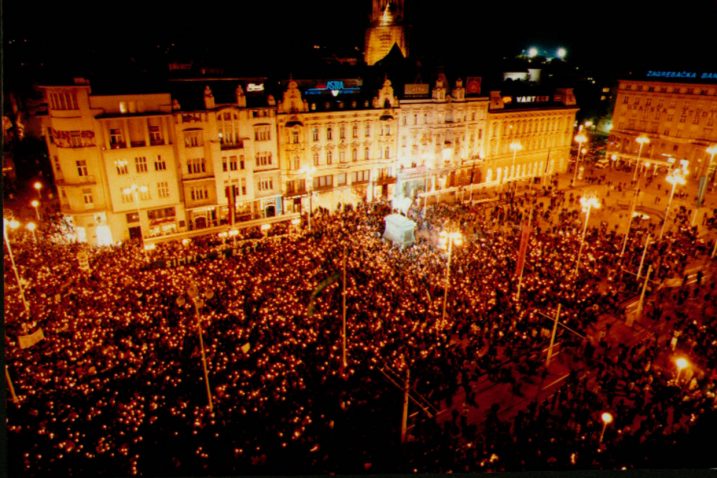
[607,75,717,174]
[364,0,408,66]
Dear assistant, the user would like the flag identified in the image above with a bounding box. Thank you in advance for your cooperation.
[18,327,44,349]
[514,222,532,277]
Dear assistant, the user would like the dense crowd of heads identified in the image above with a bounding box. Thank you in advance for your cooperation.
[4,181,717,476]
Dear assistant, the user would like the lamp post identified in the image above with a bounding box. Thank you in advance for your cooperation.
[707,145,717,186]
[438,230,463,329]
[632,136,650,182]
[228,228,239,248]
[176,283,215,412]
[300,166,316,231]
[341,246,348,369]
[618,187,640,260]
[599,412,613,444]
[659,169,687,240]
[30,200,41,221]
[675,357,689,383]
[123,184,148,244]
[26,221,37,243]
[509,141,523,190]
[33,181,43,200]
[3,218,30,316]
[572,134,587,185]
[574,196,600,274]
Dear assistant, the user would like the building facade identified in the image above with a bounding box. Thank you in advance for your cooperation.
[364,0,408,65]
[607,77,717,177]
[39,76,577,246]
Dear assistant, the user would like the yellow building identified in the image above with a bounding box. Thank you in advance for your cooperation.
[484,88,577,185]
[607,76,717,175]
[364,0,408,65]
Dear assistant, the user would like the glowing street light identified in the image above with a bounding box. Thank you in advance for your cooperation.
[30,200,41,221]
[572,134,588,185]
[176,284,215,412]
[556,47,567,59]
[633,136,650,181]
[260,223,271,237]
[438,230,463,328]
[528,47,538,58]
[675,357,689,383]
[33,181,43,200]
[25,221,37,242]
[574,195,600,274]
[3,218,30,316]
[659,169,687,240]
[599,412,613,444]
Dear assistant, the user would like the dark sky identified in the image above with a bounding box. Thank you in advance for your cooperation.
[4,0,717,81]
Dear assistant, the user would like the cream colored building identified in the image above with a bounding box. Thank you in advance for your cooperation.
[276,78,399,213]
[607,77,717,175]
[364,0,408,65]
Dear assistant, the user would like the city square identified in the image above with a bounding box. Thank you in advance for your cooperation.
[3,0,717,476]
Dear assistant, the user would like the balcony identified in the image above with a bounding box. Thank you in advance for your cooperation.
[110,141,127,149]
[220,140,244,151]
[56,175,97,186]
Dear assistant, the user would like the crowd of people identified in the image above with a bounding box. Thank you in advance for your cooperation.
[4,177,717,476]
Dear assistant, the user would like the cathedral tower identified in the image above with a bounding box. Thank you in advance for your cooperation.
[364,0,408,66]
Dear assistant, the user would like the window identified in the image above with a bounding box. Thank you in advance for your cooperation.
[384,146,390,159]
[254,125,271,141]
[326,150,333,165]
[69,131,82,148]
[139,186,151,201]
[256,152,273,168]
[229,156,238,171]
[312,128,319,142]
[184,130,203,148]
[187,157,206,174]
[240,155,245,170]
[190,186,209,201]
[135,156,148,173]
[217,112,240,147]
[121,189,133,204]
[53,156,61,173]
[154,155,166,171]
[49,91,79,110]
[222,157,228,172]
[291,130,300,144]
[148,207,175,222]
[241,178,247,195]
[258,178,273,191]
[82,189,94,208]
[352,125,358,138]
[352,170,370,183]
[313,175,333,189]
[115,160,129,175]
[339,125,346,140]
[365,125,370,137]
[337,173,347,186]
[76,160,88,177]
[313,152,320,166]
[149,125,163,145]
[326,127,333,140]
[364,147,370,161]
[110,128,125,149]
[157,181,170,198]
[352,148,358,162]
[339,150,346,163]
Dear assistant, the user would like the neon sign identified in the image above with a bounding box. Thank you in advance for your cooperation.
[646,70,717,80]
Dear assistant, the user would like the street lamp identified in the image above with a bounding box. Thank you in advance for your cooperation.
[3,218,30,316]
[176,283,215,412]
[675,357,689,383]
[228,228,239,248]
[574,195,600,274]
[707,144,717,186]
[632,136,650,182]
[659,169,687,240]
[438,230,463,328]
[260,223,271,238]
[509,141,523,187]
[300,166,316,231]
[30,200,41,221]
[122,184,148,243]
[33,181,43,200]
[599,411,613,444]
[572,134,588,185]
[25,221,37,243]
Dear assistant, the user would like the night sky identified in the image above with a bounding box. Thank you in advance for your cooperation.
[3,0,717,82]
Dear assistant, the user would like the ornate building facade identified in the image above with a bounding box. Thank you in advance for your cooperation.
[364,0,409,65]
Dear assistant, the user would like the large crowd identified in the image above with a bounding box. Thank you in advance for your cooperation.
[4,178,717,476]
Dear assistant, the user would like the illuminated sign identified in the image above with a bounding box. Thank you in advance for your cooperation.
[326,80,344,90]
[646,70,717,80]
[404,83,430,97]
[247,82,264,92]
[466,77,482,95]
[304,79,361,96]
[515,95,550,103]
